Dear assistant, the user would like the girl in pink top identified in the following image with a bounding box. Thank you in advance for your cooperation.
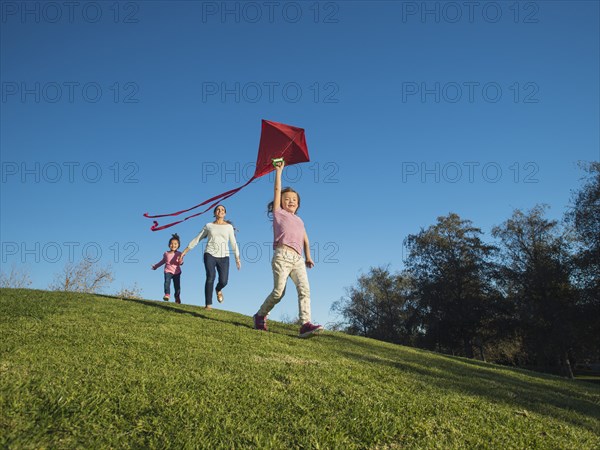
[253,161,323,338]
[152,233,183,303]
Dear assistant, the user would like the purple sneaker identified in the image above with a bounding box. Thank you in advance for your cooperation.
[253,314,267,331]
[299,322,323,338]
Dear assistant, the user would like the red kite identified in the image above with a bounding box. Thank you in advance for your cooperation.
[144,120,310,231]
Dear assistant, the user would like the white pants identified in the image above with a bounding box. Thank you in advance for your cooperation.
[258,246,311,323]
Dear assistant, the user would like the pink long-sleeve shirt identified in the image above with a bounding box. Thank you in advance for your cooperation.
[153,251,183,275]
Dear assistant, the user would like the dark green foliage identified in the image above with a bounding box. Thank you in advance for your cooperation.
[404,214,501,359]
[492,205,577,377]
[566,162,600,364]
[334,164,600,378]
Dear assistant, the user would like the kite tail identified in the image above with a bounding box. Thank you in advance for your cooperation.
[144,178,255,231]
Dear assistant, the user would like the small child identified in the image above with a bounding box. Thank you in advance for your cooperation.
[152,233,183,304]
[253,160,323,338]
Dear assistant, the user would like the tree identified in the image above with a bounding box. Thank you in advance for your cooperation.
[114,282,143,300]
[492,205,577,378]
[404,213,501,359]
[49,259,114,294]
[331,266,416,345]
[565,161,600,363]
[0,264,32,289]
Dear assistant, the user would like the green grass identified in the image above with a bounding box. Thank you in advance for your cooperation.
[577,376,600,385]
[1,288,599,449]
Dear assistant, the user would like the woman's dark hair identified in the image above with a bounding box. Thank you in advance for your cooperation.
[169,233,180,248]
[267,187,301,218]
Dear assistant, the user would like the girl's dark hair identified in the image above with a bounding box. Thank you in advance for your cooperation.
[267,187,301,218]
[213,204,237,231]
[169,233,180,247]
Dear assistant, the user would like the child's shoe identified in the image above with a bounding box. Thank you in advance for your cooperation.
[299,322,323,338]
[175,295,181,304]
[217,291,224,303]
[163,294,170,301]
[253,314,267,331]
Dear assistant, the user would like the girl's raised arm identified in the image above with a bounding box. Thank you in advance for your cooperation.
[272,160,284,212]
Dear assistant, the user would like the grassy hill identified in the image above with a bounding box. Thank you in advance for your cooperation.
[1,288,599,449]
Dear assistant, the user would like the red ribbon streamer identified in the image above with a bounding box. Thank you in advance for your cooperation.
[143,177,256,231]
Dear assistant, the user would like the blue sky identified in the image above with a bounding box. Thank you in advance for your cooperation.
[1,1,599,325]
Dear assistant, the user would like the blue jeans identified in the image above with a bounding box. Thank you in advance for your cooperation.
[164,272,181,298]
[204,252,229,306]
